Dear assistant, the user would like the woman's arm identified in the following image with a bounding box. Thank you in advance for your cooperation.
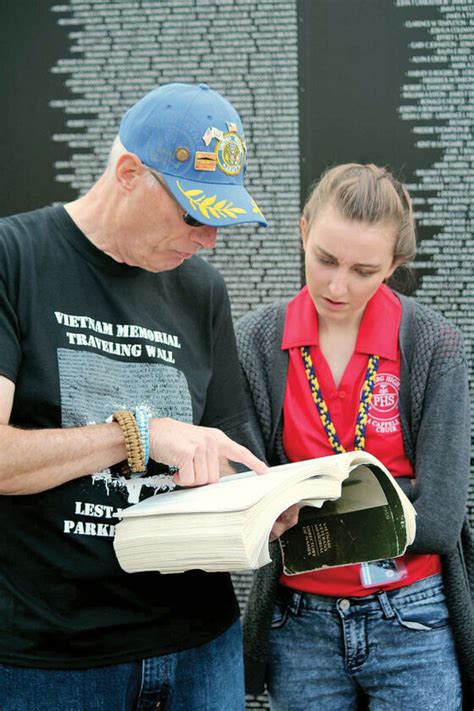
[406,362,471,554]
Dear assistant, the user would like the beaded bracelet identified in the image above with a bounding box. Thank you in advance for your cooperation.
[134,408,150,468]
[112,410,146,474]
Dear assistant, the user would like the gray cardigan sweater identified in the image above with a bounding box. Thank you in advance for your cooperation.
[236,292,473,707]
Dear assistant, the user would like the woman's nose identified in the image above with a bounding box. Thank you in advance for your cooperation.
[328,270,348,298]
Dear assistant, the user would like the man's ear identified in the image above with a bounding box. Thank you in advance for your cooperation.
[114,152,143,191]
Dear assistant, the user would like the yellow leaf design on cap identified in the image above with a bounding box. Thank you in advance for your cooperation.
[201,195,217,208]
[250,198,264,218]
[176,180,248,221]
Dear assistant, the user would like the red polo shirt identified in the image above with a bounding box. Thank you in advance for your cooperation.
[280,284,441,596]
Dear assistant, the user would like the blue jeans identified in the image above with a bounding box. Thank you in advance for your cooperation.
[0,619,244,711]
[268,574,462,710]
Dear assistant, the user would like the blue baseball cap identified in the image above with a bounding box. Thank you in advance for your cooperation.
[119,83,267,228]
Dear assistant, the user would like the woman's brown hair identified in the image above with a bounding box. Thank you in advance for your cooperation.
[302,163,417,266]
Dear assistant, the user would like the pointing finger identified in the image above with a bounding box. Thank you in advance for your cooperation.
[229,444,267,475]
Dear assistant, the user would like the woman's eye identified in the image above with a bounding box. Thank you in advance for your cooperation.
[356,270,375,278]
[318,256,335,266]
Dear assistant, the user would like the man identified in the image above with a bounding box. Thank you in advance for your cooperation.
[0,83,267,710]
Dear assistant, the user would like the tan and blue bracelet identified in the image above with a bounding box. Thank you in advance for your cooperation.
[134,408,150,468]
[112,410,146,474]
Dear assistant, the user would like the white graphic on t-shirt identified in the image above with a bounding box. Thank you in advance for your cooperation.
[365,372,401,435]
[57,341,192,538]
[54,310,181,364]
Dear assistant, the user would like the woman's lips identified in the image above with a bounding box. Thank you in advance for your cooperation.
[323,297,347,309]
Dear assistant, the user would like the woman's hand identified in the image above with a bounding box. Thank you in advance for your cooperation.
[269,504,302,541]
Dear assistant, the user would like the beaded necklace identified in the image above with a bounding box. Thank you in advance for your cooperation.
[300,346,380,453]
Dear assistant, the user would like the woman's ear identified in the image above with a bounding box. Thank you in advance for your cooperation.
[386,258,401,281]
[300,216,308,249]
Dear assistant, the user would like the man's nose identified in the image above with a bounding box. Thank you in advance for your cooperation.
[193,227,218,250]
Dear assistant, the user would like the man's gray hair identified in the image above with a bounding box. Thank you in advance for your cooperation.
[107,135,157,189]
[107,136,127,169]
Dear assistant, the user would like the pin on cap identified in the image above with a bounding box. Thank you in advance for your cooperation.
[119,83,267,227]
[175,147,190,162]
[194,151,217,172]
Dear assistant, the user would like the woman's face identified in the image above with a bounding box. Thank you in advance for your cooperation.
[302,205,398,326]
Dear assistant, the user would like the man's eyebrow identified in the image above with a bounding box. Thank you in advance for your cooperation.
[314,245,382,269]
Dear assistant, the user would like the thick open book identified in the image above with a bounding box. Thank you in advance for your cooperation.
[113,451,416,575]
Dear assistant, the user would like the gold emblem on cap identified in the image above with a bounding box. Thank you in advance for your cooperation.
[175,146,190,162]
[194,151,217,172]
[216,133,245,176]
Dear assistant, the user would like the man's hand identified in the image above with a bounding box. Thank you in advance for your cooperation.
[269,504,302,542]
[149,417,267,486]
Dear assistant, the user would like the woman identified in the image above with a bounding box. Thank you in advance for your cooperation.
[236,164,473,710]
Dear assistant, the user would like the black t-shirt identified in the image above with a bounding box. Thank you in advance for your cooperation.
[0,206,247,668]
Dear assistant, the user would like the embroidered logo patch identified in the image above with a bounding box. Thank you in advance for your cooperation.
[216,133,245,175]
[365,373,401,434]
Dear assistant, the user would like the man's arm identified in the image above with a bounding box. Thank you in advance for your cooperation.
[0,376,266,496]
[0,375,128,494]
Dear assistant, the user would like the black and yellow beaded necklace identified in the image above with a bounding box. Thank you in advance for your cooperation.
[300,346,379,453]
